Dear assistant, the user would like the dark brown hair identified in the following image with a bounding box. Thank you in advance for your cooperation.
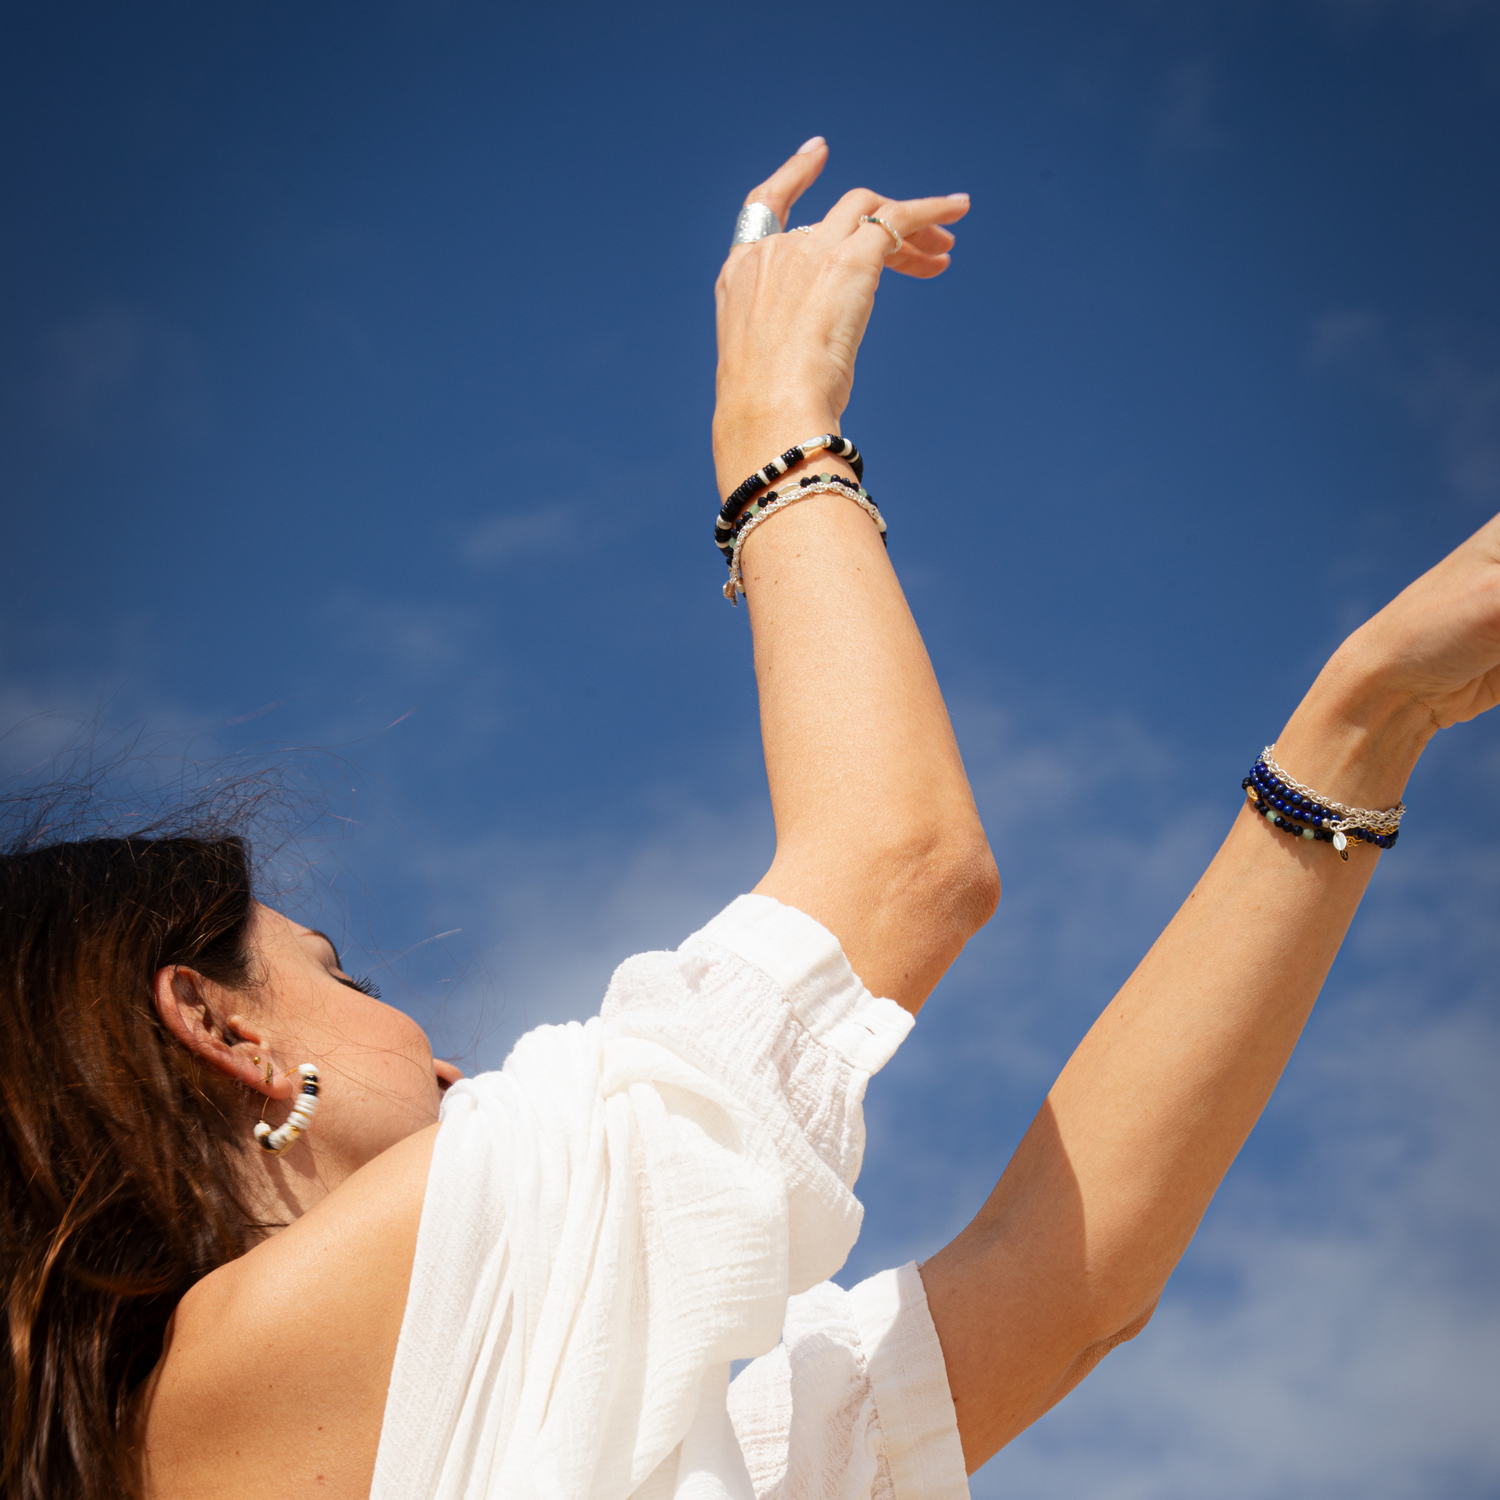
[0,828,265,1500]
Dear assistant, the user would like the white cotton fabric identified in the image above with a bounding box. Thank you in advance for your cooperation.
[370,894,970,1500]
[727,1264,969,1500]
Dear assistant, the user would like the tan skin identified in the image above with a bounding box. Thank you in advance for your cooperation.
[141,141,1500,1493]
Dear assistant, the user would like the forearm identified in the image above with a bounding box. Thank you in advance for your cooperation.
[1042,661,1436,1305]
[732,465,997,1009]
[923,652,1435,1465]
[709,154,989,1009]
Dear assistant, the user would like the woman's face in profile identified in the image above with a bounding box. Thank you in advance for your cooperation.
[247,904,462,1172]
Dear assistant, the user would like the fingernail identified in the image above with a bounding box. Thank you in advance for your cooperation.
[796,136,826,155]
[947,192,970,201]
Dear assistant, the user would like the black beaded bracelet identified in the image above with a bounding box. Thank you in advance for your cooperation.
[718,434,864,530]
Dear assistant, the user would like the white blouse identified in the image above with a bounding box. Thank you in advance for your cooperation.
[370,894,969,1500]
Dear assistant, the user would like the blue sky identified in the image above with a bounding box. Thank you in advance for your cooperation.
[4,1,1500,1494]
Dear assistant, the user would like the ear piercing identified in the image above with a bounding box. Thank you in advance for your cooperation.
[254,1064,320,1156]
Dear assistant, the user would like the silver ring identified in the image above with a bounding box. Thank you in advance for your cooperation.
[731,201,784,247]
[791,225,814,234]
[859,213,902,255]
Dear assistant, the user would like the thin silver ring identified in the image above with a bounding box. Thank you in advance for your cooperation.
[791,225,814,234]
[731,201,784,247]
[859,213,902,255]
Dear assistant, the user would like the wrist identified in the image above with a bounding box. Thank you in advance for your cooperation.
[713,396,841,499]
[1274,644,1437,810]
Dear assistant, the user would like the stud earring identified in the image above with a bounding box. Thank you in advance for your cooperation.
[254,1064,320,1156]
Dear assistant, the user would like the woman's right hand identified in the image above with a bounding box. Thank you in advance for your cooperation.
[712,142,969,494]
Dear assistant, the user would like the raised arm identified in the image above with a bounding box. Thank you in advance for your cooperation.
[714,145,998,1012]
[919,513,1500,1471]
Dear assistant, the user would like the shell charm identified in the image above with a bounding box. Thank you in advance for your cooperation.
[1332,830,1349,860]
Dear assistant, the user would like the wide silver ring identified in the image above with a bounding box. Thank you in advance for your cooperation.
[859,213,902,256]
[731,202,784,247]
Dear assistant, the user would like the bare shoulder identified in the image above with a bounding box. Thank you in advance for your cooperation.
[141,1124,439,1500]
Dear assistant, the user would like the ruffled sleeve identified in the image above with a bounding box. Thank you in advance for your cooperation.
[372,894,921,1500]
[727,1262,970,1500]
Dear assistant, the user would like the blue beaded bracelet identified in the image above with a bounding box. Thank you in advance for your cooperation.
[1241,747,1404,861]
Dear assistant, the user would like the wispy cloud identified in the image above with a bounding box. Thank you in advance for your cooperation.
[1156,57,1221,154]
[325,593,478,675]
[464,504,577,566]
[1310,310,1500,504]
[979,983,1500,1499]
[38,305,211,443]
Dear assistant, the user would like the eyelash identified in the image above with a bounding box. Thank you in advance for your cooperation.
[341,974,383,1000]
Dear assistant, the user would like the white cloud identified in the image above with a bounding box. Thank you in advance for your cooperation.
[977,987,1500,1499]
[1156,58,1221,154]
[465,503,577,565]
[324,592,479,675]
[38,304,211,443]
[1310,310,1500,505]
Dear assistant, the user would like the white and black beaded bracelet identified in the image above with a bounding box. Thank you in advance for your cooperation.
[717,434,864,535]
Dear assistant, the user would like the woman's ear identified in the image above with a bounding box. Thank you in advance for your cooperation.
[152,967,289,1097]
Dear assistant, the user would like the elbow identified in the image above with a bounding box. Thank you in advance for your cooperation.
[1104,1299,1158,1349]
[944,831,1001,939]
[888,822,1000,943]
[1087,1298,1159,1361]
[1067,1299,1159,1389]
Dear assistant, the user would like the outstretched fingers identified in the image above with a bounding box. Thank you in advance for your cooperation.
[905,223,958,255]
[825,188,971,278]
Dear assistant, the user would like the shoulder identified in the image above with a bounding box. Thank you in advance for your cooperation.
[141,1124,439,1500]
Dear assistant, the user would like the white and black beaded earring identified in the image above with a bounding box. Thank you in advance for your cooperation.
[254,1063,320,1156]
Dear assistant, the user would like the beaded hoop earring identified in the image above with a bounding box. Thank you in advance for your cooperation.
[254,1063,320,1156]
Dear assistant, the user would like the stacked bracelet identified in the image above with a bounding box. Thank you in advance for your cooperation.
[724,475,886,603]
[717,434,864,541]
[1241,744,1405,861]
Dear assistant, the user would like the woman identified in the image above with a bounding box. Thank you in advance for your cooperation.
[4,139,1499,1500]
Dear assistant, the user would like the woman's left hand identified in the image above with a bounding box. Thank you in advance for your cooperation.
[1345,509,1500,730]
[1279,510,1500,808]
[712,141,969,493]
